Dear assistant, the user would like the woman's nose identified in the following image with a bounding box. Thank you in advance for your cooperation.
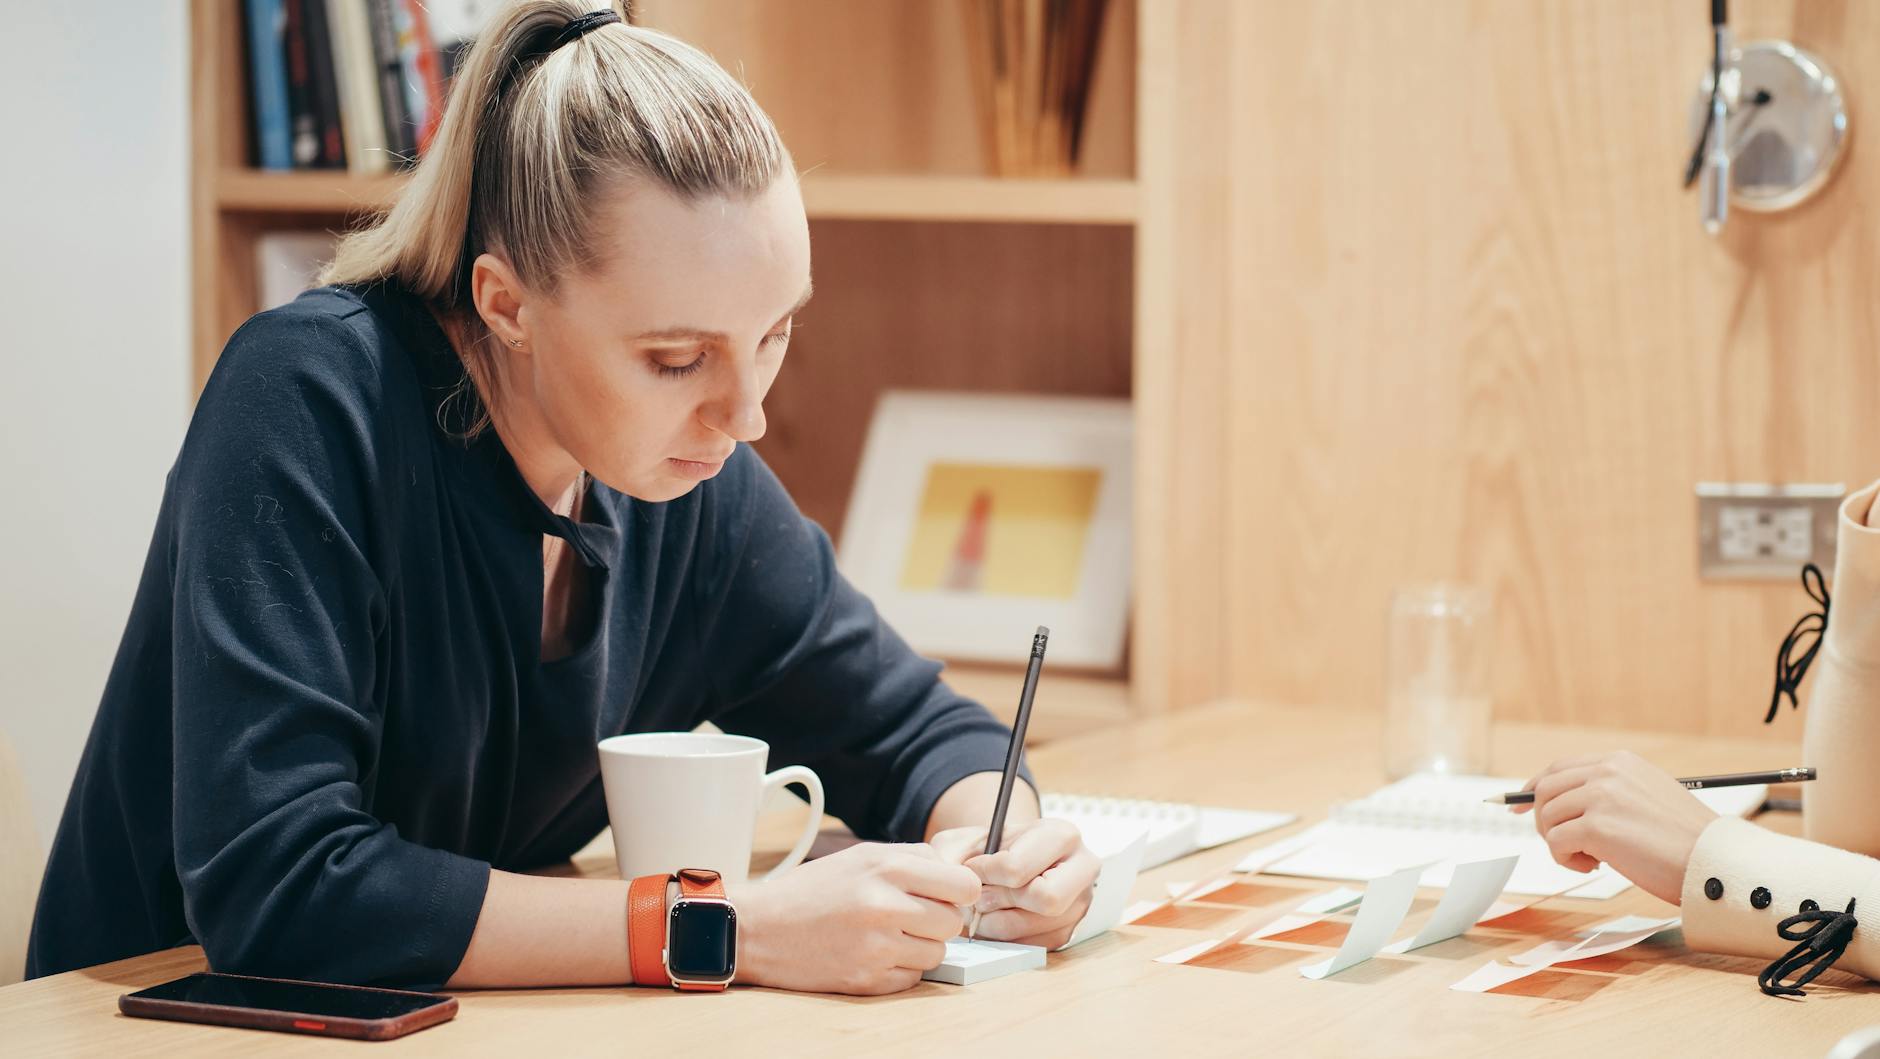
[702,365,766,443]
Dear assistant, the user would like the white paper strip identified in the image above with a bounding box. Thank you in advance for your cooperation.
[1294,887,1365,916]
[1119,899,1164,926]
[1381,855,1518,954]
[1059,833,1148,950]
[1154,937,1227,965]
[1452,917,1680,992]
[1299,863,1427,979]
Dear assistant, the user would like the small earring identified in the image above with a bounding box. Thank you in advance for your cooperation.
[509,338,523,347]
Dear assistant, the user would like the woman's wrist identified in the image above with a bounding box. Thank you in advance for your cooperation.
[726,879,772,988]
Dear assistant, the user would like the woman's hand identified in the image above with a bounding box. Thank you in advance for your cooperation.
[1511,751,1719,904]
[930,818,1099,949]
[729,841,980,995]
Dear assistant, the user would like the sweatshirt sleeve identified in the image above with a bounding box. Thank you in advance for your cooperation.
[1679,478,1880,982]
[169,309,489,989]
[1802,478,1880,855]
[696,446,1029,842]
[1680,817,1880,981]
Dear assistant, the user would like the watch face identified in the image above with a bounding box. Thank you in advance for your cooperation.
[667,900,737,980]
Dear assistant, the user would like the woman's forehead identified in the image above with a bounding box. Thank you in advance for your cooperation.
[578,177,810,327]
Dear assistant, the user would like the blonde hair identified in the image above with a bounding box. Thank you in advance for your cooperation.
[320,0,791,433]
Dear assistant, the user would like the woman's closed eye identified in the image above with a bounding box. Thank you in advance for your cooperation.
[653,327,793,379]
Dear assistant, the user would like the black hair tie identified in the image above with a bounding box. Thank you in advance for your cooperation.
[1758,898,1858,997]
[1765,562,1830,724]
[551,9,621,49]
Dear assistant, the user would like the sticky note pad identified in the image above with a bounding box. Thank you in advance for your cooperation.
[921,938,1047,985]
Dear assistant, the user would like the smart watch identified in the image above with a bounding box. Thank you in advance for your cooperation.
[628,868,736,991]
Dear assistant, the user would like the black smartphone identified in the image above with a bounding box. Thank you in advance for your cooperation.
[119,972,458,1041]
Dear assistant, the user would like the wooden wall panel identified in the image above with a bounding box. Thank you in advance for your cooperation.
[1138,0,1880,736]
[759,219,1134,542]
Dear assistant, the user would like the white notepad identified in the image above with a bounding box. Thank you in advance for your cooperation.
[1238,772,1767,897]
[921,939,1047,985]
[1043,793,1295,869]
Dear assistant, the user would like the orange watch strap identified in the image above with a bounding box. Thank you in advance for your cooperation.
[677,867,726,900]
[673,869,730,992]
[627,873,670,987]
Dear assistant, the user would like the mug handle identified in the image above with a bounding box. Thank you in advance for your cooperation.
[758,765,824,880]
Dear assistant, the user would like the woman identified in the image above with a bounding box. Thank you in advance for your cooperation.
[25,1,1096,995]
[1519,480,1880,993]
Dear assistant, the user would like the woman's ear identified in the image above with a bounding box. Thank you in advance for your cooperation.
[468,251,532,354]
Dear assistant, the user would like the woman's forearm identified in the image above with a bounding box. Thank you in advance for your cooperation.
[925,771,1041,841]
[445,870,634,988]
[1803,479,1880,857]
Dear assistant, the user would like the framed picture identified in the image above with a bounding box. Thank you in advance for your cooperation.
[837,391,1132,671]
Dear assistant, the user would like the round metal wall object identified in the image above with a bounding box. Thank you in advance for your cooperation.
[1689,40,1850,212]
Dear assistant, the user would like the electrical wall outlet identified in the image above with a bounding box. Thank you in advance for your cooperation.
[1696,483,1843,579]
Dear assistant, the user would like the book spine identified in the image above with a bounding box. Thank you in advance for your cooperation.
[327,0,389,175]
[365,0,414,164]
[282,0,319,167]
[302,0,346,168]
[394,0,448,156]
[242,0,294,169]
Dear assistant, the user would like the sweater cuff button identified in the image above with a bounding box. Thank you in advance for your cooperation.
[1750,886,1772,910]
[1704,877,1724,901]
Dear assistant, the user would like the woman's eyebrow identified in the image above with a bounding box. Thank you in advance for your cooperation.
[632,281,814,342]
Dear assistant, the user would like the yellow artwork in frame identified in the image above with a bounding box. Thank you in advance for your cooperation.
[838,391,1132,671]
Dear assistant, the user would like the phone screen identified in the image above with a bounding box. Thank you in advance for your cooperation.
[127,974,449,1021]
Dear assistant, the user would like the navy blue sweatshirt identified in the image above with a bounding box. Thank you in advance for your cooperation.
[25,281,1022,988]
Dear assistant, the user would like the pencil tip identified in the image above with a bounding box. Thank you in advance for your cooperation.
[1036,625,1050,636]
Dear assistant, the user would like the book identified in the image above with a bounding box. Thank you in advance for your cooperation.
[282,0,322,166]
[365,0,414,164]
[393,0,448,156]
[242,0,294,170]
[1235,772,1769,898]
[1041,792,1294,869]
[326,0,390,175]
[303,0,347,168]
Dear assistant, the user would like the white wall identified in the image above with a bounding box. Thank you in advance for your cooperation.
[0,3,189,850]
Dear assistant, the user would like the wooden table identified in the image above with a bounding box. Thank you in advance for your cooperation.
[6,701,1875,1057]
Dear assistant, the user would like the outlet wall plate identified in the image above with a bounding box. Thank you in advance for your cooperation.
[1696,482,1843,580]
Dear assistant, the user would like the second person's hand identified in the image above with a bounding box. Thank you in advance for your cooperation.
[1510,750,1719,904]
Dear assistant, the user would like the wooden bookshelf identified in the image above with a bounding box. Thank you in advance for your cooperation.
[216,168,1138,225]
[191,0,1156,719]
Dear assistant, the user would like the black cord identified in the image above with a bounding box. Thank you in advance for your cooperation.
[1765,563,1830,724]
[1759,898,1858,997]
[1682,23,1726,188]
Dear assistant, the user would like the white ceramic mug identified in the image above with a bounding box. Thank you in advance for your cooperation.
[596,732,825,884]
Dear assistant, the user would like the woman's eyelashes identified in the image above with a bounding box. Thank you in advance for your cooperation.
[653,329,791,379]
[657,353,706,379]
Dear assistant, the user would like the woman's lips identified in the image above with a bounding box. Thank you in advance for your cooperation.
[667,456,728,480]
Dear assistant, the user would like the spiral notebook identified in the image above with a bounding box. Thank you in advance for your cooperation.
[1042,793,1295,868]
[1236,772,1768,898]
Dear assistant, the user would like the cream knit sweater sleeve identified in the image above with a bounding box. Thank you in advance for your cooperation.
[1679,479,1880,981]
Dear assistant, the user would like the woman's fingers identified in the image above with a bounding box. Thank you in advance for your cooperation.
[1535,782,1595,836]
[884,854,983,908]
[902,894,970,942]
[1540,816,1603,872]
[967,819,1082,888]
[1510,754,1616,814]
[973,905,1077,940]
[891,933,949,972]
